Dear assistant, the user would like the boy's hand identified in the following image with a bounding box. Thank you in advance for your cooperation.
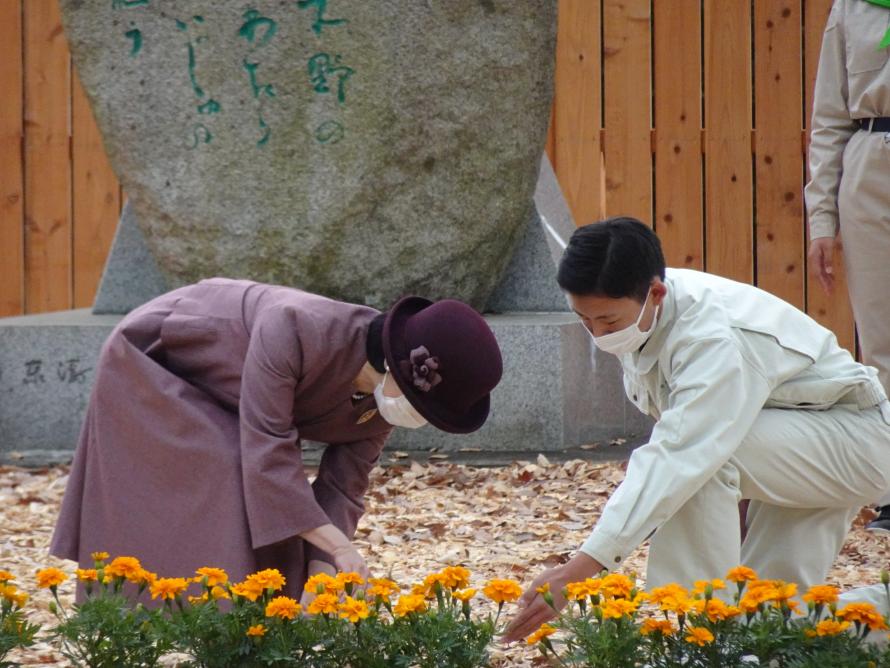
[502,552,604,643]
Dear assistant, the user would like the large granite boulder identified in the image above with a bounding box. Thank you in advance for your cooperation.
[60,0,556,310]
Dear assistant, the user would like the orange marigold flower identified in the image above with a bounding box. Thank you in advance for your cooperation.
[726,566,758,583]
[419,572,449,598]
[265,596,301,620]
[695,598,742,622]
[76,569,98,582]
[773,582,797,602]
[247,568,286,593]
[9,590,28,608]
[231,580,263,602]
[90,552,109,562]
[246,624,266,637]
[131,568,156,587]
[0,571,14,583]
[105,556,142,581]
[367,578,399,601]
[525,623,557,645]
[211,586,230,600]
[692,579,726,595]
[150,577,190,601]
[600,573,633,599]
[336,572,365,591]
[36,567,67,589]
[305,572,340,596]
[1,585,28,608]
[640,618,675,636]
[837,602,890,631]
[338,596,370,623]
[565,578,603,601]
[536,583,550,594]
[307,593,340,616]
[601,598,639,619]
[649,583,689,605]
[195,567,228,587]
[685,626,715,646]
[658,594,694,616]
[440,566,471,590]
[393,593,428,617]
[188,593,209,605]
[812,619,851,636]
[452,588,477,603]
[483,579,523,605]
[802,585,840,606]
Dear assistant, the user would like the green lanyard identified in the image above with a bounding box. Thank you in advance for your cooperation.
[863,0,890,49]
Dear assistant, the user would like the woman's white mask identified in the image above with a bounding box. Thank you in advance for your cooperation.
[591,290,659,356]
[373,371,428,429]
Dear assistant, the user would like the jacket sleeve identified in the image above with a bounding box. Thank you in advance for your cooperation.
[579,337,771,569]
[804,1,856,240]
[305,432,389,566]
[239,307,332,549]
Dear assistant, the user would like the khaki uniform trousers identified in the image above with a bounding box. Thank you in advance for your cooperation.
[646,402,890,591]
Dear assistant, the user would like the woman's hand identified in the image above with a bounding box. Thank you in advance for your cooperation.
[300,524,370,580]
[502,552,604,644]
[808,236,838,294]
[330,543,370,580]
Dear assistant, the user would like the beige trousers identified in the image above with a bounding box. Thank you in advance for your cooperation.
[839,131,890,507]
[646,403,890,591]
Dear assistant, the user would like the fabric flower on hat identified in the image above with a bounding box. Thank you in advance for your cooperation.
[400,346,443,393]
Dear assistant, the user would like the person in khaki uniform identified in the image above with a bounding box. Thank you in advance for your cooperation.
[806,0,890,530]
[504,218,890,642]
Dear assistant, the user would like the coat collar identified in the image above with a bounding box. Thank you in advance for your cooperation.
[625,275,676,375]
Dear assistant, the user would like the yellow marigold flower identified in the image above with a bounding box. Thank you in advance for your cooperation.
[452,588,477,603]
[305,572,340,596]
[419,572,449,598]
[188,593,209,605]
[336,572,365,592]
[367,578,399,601]
[649,583,689,605]
[837,602,890,631]
[246,624,266,637]
[9,591,28,608]
[393,593,428,617]
[600,573,633,599]
[640,618,675,636]
[658,594,694,616]
[247,568,286,593]
[1,586,28,608]
[134,568,157,587]
[231,581,263,602]
[150,577,190,601]
[339,596,370,623]
[76,569,98,582]
[812,619,851,636]
[601,598,639,619]
[36,567,67,589]
[525,623,557,645]
[265,596,301,620]
[105,556,142,581]
[440,566,471,590]
[195,567,228,587]
[90,552,109,562]
[211,586,230,600]
[802,585,840,606]
[483,579,523,605]
[685,626,715,646]
[726,566,758,583]
[692,579,726,595]
[773,582,797,602]
[536,583,550,594]
[0,571,14,583]
[307,593,340,616]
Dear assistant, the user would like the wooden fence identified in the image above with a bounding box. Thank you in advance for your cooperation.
[0,0,856,352]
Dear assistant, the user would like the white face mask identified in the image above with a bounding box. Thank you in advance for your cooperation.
[373,372,428,429]
[591,290,659,356]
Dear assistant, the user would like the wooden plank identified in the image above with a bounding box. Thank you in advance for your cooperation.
[754,0,804,308]
[72,70,120,309]
[703,0,753,282]
[552,0,603,226]
[603,0,652,222]
[24,0,72,313]
[0,2,24,317]
[653,0,703,269]
[803,0,856,352]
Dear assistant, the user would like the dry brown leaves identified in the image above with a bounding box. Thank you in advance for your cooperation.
[1,457,888,666]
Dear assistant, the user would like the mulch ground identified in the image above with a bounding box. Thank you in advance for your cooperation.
[2,457,888,666]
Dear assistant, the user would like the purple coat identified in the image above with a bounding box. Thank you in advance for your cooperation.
[51,278,393,596]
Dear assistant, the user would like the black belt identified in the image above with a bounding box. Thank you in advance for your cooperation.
[857,117,890,132]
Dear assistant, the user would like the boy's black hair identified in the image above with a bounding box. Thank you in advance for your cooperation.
[557,217,666,301]
[365,312,388,373]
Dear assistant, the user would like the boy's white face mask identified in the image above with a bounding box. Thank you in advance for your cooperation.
[373,371,428,429]
[591,290,659,356]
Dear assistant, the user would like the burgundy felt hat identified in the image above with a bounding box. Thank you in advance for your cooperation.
[382,296,503,434]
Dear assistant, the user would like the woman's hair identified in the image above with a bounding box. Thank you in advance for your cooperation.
[366,312,388,373]
[557,216,666,301]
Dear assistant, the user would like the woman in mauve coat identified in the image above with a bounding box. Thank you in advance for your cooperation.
[50,278,503,598]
